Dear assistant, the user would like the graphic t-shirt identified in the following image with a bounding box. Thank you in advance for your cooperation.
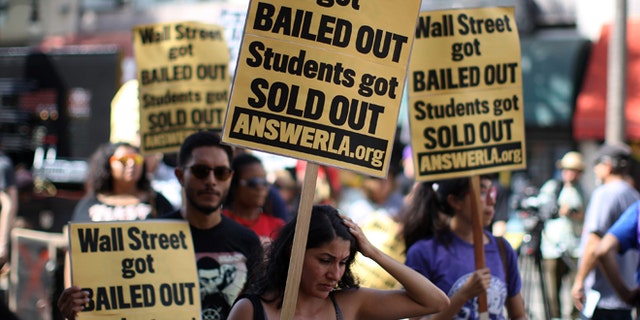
[162,210,262,320]
[405,230,521,320]
[72,192,173,222]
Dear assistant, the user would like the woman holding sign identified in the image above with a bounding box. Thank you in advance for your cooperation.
[228,204,449,320]
[402,176,526,320]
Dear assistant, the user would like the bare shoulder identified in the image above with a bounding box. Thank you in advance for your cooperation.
[227,297,254,320]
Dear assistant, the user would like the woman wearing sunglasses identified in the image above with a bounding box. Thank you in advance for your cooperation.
[71,142,174,222]
[401,176,527,320]
[223,153,285,245]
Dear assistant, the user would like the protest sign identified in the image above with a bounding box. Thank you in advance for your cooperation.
[408,7,527,181]
[222,0,421,178]
[222,1,421,318]
[133,21,231,154]
[68,220,199,320]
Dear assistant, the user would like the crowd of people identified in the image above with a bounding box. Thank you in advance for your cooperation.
[1,129,640,320]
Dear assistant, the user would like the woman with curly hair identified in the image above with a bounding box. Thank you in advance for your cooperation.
[71,142,173,222]
[228,204,449,320]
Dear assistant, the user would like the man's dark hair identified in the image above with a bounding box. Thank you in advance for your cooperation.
[178,131,234,167]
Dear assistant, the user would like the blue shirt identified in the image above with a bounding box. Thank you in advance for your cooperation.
[405,230,521,320]
[607,200,640,283]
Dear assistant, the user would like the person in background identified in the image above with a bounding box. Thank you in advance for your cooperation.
[228,204,449,320]
[537,151,585,319]
[71,141,173,222]
[571,143,639,320]
[224,153,285,245]
[402,176,526,320]
[271,169,299,220]
[338,141,406,224]
[58,131,263,320]
[62,142,175,292]
[234,148,294,222]
[594,198,640,307]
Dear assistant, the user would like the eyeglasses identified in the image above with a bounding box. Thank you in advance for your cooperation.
[239,177,269,189]
[110,154,144,166]
[187,165,233,181]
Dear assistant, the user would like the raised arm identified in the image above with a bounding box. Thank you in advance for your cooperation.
[339,215,449,320]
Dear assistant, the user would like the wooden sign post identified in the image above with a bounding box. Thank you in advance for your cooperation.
[281,163,319,319]
[469,175,489,318]
[221,0,421,316]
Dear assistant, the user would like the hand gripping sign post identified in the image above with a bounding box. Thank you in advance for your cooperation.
[408,5,526,319]
[133,21,231,155]
[68,220,200,320]
[222,0,420,317]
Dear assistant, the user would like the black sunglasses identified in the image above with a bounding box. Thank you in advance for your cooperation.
[187,165,233,181]
[239,177,269,189]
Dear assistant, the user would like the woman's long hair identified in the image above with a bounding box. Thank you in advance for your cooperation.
[248,204,359,307]
[401,178,470,250]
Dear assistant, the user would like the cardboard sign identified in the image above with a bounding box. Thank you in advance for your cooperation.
[133,21,231,154]
[222,0,421,177]
[68,221,199,320]
[408,7,527,181]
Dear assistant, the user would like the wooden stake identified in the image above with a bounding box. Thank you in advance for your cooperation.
[469,175,489,319]
[281,162,319,319]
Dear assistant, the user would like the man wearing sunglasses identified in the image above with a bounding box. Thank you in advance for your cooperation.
[162,131,263,320]
[57,131,263,320]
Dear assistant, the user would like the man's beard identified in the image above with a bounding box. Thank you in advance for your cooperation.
[186,193,222,215]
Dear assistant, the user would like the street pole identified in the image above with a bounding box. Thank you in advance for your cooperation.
[606,0,627,144]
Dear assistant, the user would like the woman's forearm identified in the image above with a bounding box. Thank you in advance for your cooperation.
[369,247,449,312]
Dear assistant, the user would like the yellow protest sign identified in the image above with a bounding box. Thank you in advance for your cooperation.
[133,21,231,154]
[222,0,421,177]
[408,7,527,181]
[68,221,199,320]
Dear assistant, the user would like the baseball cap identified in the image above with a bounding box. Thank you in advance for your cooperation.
[594,143,631,165]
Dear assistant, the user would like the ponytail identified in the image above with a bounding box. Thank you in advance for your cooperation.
[401,178,471,250]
